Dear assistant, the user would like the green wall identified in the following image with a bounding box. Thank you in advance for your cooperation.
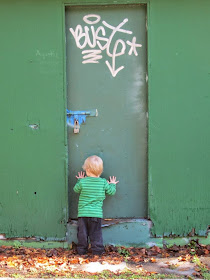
[148,0,210,236]
[0,0,209,239]
[0,0,67,238]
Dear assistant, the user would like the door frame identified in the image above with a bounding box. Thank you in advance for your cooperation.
[62,0,151,221]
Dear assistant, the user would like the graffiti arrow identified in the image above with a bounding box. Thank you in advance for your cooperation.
[105,38,126,77]
[105,60,124,77]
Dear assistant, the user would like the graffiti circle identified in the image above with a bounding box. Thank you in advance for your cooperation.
[83,14,101,25]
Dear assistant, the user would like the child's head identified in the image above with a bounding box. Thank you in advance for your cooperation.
[82,155,103,177]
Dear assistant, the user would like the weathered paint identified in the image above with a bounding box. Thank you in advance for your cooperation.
[66,4,148,219]
[0,0,209,240]
[0,0,68,239]
[0,240,69,249]
[67,219,155,247]
[0,232,209,249]
[67,220,210,247]
[148,0,210,237]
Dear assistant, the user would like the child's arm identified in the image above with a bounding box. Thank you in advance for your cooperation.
[105,176,119,196]
[73,171,85,193]
[73,180,82,193]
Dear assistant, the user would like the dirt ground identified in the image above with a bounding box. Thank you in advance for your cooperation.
[0,240,209,279]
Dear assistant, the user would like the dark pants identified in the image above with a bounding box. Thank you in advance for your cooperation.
[77,217,105,255]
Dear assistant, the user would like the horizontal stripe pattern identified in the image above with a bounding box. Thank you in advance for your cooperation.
[73,177,116,218]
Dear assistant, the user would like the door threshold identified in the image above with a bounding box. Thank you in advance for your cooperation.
[67,218,153,246]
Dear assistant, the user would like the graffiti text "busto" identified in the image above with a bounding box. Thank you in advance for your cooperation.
[69,14,142,77]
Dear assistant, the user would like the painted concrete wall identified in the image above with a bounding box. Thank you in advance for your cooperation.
[0,0,209,239]
[148,0,210,237]
[0,0,68,239]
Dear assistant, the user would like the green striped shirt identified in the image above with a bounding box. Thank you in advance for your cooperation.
[73,177,116,218]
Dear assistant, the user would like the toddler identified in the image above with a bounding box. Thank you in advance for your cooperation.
[74,155,119,255]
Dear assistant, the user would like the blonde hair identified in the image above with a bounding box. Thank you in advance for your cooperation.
[82,155,103,176]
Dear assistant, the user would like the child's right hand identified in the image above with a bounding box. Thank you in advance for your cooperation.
[76,171,86,179]
[108,176,119,184]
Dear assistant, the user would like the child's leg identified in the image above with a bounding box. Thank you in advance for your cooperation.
[77,217,89,255]
[88,218,105,255]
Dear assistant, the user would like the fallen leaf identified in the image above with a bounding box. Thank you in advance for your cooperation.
[178,267,191,271]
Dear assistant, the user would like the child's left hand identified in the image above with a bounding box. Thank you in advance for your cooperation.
[108,176,119,184]
[76,171,86,179]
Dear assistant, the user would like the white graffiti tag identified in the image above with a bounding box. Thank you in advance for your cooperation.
[69,14,142,77]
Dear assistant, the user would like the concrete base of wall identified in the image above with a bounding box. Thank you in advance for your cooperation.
[0,239,68,248]
[67,219,210,248]
[0,219,209,248]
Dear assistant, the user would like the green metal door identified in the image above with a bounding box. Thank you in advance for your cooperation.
[65,5,147,219]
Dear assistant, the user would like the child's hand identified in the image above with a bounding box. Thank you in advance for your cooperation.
[76,171,86,179]
[108,176,119,184]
